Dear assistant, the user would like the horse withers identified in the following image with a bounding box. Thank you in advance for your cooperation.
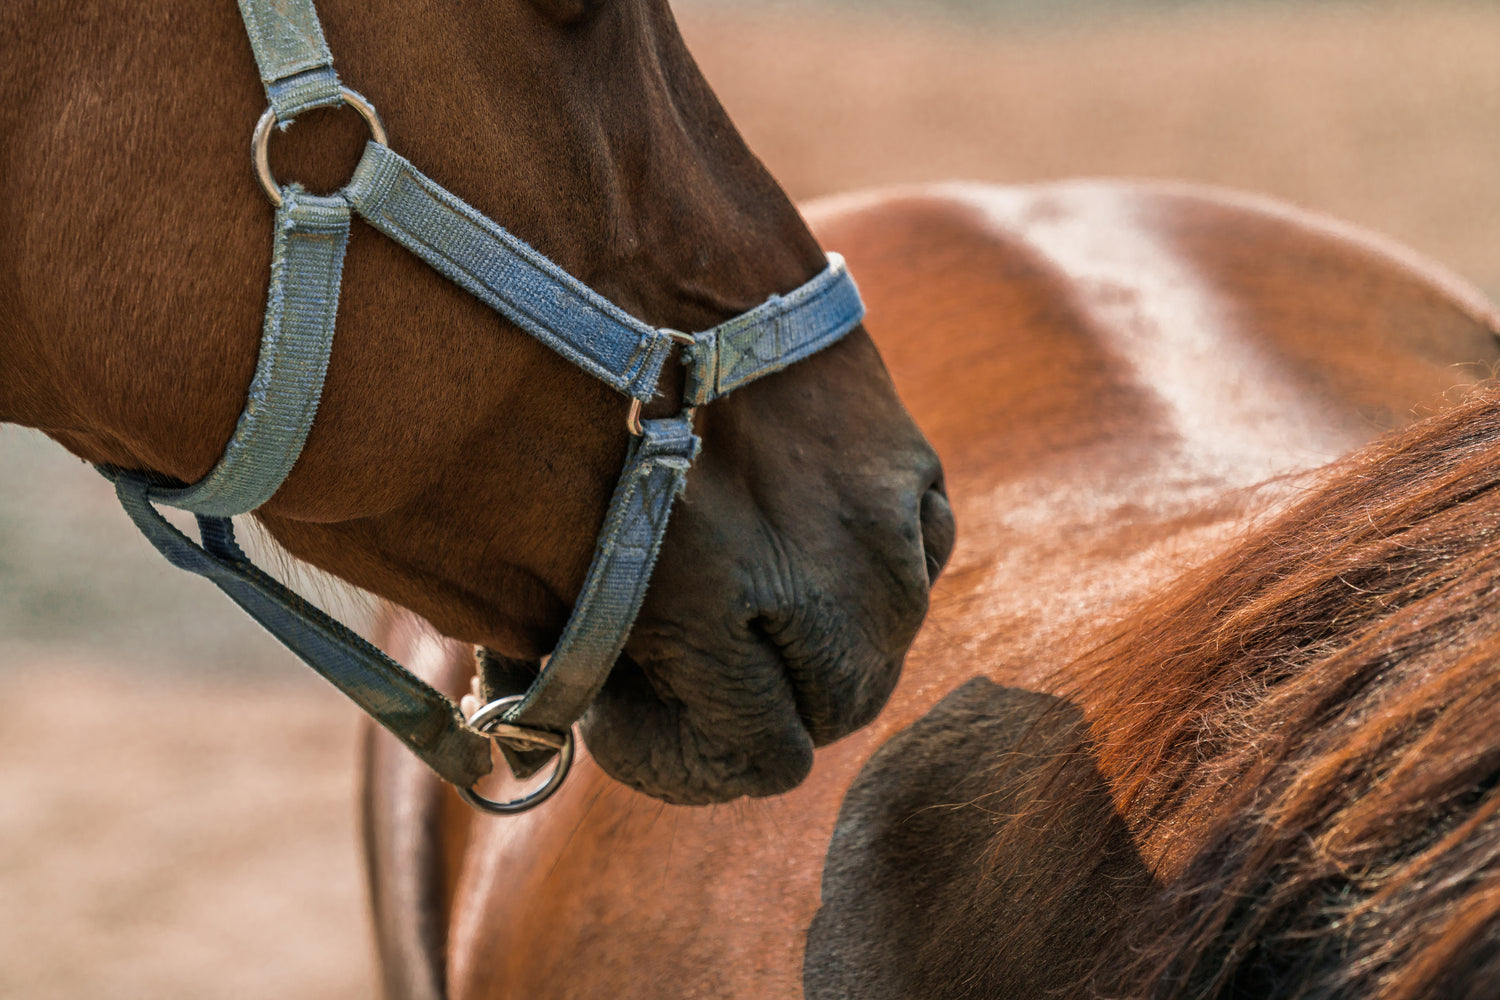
[0,0,951,805]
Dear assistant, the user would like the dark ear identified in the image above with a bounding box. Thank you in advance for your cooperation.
[528,0,608,26]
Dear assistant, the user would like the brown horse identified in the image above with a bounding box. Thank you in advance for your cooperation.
[366,181,1500,997]
[1,1,949,805]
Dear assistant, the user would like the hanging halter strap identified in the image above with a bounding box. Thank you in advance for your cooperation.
[102,0,864,813]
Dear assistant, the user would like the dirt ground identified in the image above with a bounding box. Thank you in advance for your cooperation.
[6,2,1500,996]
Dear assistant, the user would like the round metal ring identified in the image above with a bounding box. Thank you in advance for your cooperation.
[457,695,576,815]
[252,87,388,207]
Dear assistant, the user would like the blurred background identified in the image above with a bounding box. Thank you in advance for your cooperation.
[6,1,1500,995]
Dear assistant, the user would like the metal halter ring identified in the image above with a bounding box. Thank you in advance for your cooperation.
[627,330,698,435]
[252,87,388,207]
[457,695,576,815]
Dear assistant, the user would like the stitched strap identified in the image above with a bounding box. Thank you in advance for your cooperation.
[504,415,700,736]
[683,253,865,407]
[103,469,495,790]
[153,189,349,517]
[345,142,676,401]
[237,0,343,120]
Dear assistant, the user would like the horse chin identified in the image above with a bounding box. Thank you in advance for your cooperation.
[579,606,915,805]
[578,481,953,805]
[580,650,818,806]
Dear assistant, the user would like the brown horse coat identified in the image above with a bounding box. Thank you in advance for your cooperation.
[366,179,1500,997]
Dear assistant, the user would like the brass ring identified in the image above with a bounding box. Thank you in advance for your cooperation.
[252,87,387,207]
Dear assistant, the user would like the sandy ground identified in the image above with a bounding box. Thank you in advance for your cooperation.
[0,666,369,1000]
[6,2,1500,995]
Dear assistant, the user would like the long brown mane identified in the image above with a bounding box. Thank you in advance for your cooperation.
[1061,384,1500,998]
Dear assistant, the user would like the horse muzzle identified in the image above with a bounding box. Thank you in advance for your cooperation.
[580,458,952,804]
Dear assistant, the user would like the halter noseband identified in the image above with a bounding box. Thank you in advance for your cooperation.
[99,0,864,813]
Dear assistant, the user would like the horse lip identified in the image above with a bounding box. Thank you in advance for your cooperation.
[920,480,956,586]
[583,645,818,804]
[751,605,902,748]
[749,619,829,742]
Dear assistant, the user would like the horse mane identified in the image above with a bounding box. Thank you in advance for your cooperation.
[1046,384,1500,999]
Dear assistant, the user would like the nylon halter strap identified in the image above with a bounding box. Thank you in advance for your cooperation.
[99,0,864,812]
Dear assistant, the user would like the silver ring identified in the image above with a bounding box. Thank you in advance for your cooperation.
[457,695,576,815]
[251,87,388,207]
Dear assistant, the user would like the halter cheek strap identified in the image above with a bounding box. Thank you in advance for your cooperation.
[142,188,350,517]
[103,0,865,811]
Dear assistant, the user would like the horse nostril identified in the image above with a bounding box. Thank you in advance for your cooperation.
[919,480,956,586]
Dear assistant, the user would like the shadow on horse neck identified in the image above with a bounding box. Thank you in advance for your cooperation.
[1038,384,1500,998]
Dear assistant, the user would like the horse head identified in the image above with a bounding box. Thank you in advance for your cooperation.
[1,0,952,804]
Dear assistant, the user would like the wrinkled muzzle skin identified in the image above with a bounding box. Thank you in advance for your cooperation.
[575,330,953,805]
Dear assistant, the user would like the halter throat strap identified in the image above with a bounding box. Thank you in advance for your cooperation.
[107,0,865,805]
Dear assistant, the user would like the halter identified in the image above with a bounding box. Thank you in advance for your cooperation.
[99,0,864,813]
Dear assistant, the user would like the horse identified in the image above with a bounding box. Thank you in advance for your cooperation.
[1,0,951,807]
[12,2,1500,994]
[365,180,1500,997]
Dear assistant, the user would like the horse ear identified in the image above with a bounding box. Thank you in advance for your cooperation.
[529,0,608,26]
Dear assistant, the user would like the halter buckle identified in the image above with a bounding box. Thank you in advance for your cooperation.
[627,330,697,435]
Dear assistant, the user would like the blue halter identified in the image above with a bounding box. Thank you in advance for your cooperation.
[101,0,864,812]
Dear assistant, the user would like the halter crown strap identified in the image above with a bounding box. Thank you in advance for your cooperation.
[107,0,865,805]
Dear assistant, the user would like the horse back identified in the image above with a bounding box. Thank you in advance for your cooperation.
[811,180,1500,489]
